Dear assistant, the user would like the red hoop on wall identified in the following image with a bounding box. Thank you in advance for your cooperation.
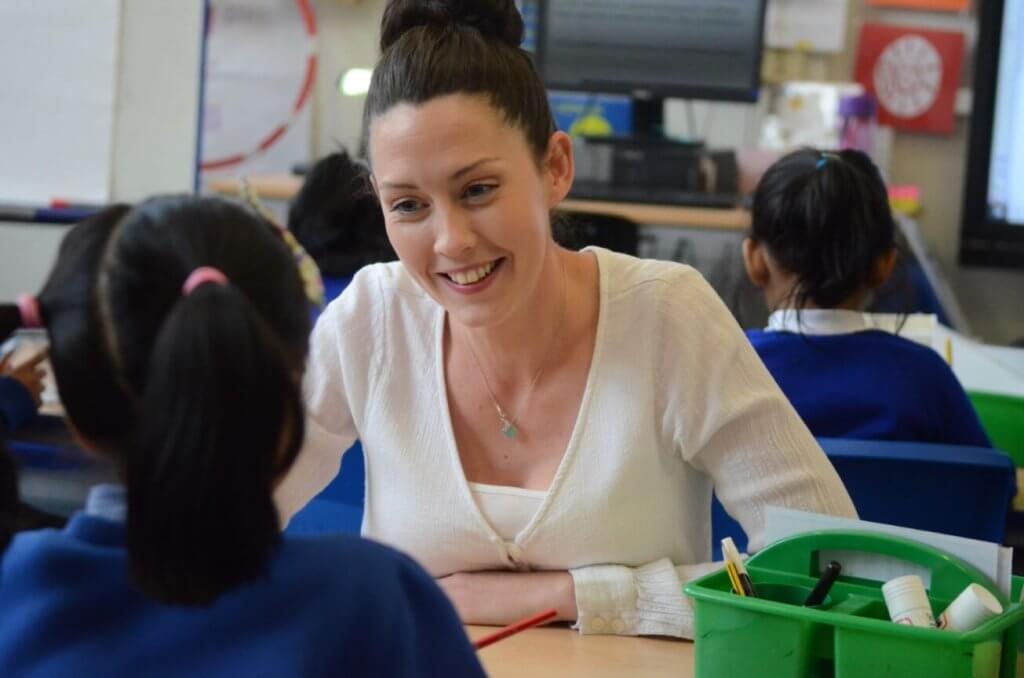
[201,0,317,171]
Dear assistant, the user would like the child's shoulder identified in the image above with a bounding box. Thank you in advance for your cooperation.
[275,533,436,597]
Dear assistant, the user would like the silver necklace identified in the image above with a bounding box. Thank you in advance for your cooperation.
[463,257,568,440]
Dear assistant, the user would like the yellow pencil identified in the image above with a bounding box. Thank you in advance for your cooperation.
[945,338,953,366]
[725,562,745,596]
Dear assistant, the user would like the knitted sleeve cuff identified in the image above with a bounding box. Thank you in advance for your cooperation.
[570,558,695,638]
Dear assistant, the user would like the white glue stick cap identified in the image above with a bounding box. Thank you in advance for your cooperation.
[939,584,1003,633]
[882,575,936,628]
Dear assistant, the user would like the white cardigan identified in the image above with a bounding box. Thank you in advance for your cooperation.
[276,247,857,638]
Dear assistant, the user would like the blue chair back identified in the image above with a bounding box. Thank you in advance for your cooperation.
[712,438,1015,558]
[290,276,366,536]
[285,441,365,536]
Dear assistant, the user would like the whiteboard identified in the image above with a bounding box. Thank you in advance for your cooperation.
[0,0,122,205]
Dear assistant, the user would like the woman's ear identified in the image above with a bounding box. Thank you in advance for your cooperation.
[742,238,771,288]
[869,249,899,289]
[544,131,575,208]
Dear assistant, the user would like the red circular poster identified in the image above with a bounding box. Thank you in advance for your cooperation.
[855,23,965,135]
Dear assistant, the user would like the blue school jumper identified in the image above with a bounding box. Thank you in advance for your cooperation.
[747,313,991,447]
[745,311,991,448]
[0,486,485,678]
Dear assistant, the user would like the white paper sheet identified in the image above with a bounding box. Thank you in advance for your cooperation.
[765,0,849,53]
[763,507,1013,598]
[0,0,121,205]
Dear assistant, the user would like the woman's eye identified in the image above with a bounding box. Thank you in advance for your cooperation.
[392,199,423,214]
[464,183,496,200]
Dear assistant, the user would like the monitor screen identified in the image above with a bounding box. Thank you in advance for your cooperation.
[535,0,766,103]
[987,0,1024,223]
[962,0,1024,268]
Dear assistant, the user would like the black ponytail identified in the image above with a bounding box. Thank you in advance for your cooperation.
[95,196,309,606]
[36,196,309,605]
[124,284,304,605]
[751,148,896,309]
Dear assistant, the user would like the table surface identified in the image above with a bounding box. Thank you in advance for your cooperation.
[465,626,694,678]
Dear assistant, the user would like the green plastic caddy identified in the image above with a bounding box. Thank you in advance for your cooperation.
[685,531,1024,677]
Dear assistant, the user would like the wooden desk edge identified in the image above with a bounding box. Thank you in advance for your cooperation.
[465,625,694,677]
[208,176,750,231]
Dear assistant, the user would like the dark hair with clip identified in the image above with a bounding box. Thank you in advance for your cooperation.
[751,148,897,309]
[363,0,555,162]
[32,196,310,605]
[288,150,396,277]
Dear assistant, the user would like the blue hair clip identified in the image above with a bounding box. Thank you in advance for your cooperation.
[817,152,841,170]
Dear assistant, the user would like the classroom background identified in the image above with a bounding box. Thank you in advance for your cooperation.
[1,0,1023,347]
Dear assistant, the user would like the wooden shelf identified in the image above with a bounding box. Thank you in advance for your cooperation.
[208,175,750,232]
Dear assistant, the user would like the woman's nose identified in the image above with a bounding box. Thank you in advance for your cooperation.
[433,206,478,258]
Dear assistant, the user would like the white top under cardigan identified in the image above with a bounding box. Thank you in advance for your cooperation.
[276,247,857,638]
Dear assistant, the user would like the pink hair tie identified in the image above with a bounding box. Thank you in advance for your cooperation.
[182,267,229,296]
[16,294,43,328]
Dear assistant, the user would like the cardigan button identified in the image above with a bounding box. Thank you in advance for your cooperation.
[611,619,626,633]
[590,616,607,632]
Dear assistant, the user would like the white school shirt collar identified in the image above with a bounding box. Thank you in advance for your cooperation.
[84,483,127,523]
[765,309,881,336]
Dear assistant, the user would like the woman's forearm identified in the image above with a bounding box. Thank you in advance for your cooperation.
[437,570,577,626]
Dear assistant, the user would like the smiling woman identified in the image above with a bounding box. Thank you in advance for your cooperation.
[276,0,858,639]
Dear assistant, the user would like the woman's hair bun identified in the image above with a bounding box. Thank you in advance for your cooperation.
[380,0,524,51]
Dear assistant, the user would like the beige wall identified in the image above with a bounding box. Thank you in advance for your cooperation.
[310,0,1024,344]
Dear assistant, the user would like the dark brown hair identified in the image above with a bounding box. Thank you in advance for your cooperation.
[363,0,555,161]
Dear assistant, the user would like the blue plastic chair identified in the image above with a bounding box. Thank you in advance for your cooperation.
[285,441,365,536]
[712,438,1015,558]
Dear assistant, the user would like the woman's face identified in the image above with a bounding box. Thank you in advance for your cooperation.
[369,94,572,329]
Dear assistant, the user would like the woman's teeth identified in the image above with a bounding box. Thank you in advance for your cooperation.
[447,260,497,285]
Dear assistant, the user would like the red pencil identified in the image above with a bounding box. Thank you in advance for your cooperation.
[473,608,559,650]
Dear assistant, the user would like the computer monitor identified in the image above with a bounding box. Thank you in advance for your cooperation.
[961,0,1024,269]
[534,0,767,137]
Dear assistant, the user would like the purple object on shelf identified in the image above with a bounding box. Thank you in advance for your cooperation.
[838,94,877,119]
[838,94,878,156]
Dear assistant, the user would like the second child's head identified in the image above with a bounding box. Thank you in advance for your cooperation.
[287,150,396,278]
[33,196,310,605]
[743,148,897,312]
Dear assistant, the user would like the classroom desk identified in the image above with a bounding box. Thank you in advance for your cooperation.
[206,176,750,232]
[465,626,693,677]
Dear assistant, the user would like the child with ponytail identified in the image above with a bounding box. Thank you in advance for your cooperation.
[0,196,483,677]
[743,148,990,446]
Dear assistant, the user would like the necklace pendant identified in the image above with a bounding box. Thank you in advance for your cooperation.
[495,405,519,439]
[501,420,519,439]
